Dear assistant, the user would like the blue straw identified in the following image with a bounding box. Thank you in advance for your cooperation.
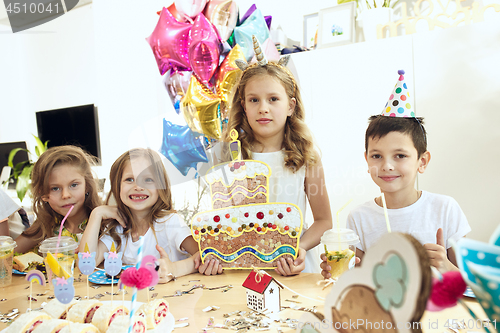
[128,236,144,333]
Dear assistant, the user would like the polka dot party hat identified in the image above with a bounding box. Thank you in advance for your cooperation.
[382,70,414,117]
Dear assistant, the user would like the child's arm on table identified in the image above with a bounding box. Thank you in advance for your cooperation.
[156,244,198,283]
[79,205,126,266]
[276,159,333,276]
[424,228,459,272]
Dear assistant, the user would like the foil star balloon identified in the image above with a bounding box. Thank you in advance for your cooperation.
[146,7,192,75]
[233,9,270,61]
[160,119,209,176]
[203,0,238,42]
[264,15,272,30]
[215,44,245,105]
[167,2,187,22]
[181,76,222,139]
[164,69,192,114]
[189,13,221,85]
[174,0,208,18]
[239,4,256,24]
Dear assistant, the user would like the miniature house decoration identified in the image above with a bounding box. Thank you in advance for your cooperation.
[242,270,283,313]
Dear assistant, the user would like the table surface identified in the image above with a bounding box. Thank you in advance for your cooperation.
[0,270,490,332]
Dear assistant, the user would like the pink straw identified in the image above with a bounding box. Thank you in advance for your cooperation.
[55,205,74,254]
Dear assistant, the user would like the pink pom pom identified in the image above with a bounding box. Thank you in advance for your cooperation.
[430,271,467,308]
[121,267,153,290]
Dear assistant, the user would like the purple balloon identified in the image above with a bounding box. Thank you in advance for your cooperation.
[160,119,208,177]
[146,7,192,75]
[239,4,256,24]
[164,70,192,114]
[265,15,272,30]
[189,13,221,84]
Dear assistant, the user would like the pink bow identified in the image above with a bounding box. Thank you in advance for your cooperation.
[82,252,91,259]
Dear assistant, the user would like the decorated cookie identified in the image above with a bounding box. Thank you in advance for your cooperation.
[296,233,432,333]
[104,243,123,277]
[53,277,75,304]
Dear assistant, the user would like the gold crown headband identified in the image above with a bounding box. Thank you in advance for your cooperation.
[235,35,296,100]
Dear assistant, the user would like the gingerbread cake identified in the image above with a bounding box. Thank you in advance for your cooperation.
[192,132,303,269]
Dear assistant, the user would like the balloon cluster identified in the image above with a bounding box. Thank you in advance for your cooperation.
[146,1,279,176]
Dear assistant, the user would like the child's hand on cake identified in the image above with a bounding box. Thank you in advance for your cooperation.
[424,228,455,272]
[275,248,306,276]
[194,252,223,275]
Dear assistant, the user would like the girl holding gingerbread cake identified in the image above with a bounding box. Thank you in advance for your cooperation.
[224,44,333,275]
[80,148,222,282]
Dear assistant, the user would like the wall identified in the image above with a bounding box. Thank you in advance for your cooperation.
[1,1,499,242]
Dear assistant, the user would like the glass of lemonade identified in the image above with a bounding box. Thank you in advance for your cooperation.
[39,236,78,286]
[0,236,17,287]
[321,228,359,280]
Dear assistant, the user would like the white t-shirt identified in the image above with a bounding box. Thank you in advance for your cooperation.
[100,214,192,265]
[347,191,471,252]
[252,151,320,273]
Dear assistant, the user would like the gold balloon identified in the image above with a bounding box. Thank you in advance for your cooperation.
[215,44,245,106]
[180,76,222,139]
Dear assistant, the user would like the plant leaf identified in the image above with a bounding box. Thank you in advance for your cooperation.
[8,148,29,168]
[16,165,33,202]
[33,134,47,158]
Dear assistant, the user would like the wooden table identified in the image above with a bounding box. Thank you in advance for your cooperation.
[0,271,490,332]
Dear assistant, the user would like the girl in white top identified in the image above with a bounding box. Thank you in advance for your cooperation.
[80,148,220,283]
[224,52,333,275]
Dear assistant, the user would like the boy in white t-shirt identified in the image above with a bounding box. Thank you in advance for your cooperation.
[321,70,470,277]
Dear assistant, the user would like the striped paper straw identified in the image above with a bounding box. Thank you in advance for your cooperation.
[128,236,144,333]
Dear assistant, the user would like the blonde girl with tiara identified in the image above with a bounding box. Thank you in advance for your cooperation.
[223,37,333,275]
[15,145,102,253]
[80,148,220,283]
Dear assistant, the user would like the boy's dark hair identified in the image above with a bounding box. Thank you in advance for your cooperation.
[365,115,427,157]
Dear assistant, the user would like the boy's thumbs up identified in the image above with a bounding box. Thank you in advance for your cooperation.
[436,228,445,247]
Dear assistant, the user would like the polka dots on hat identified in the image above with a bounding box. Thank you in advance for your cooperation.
[381,69,414,118]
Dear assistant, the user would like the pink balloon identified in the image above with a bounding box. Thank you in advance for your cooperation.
[189,13,221,84]
[174,0,208,18]
[203,0,238,42]
[146,7,192,75]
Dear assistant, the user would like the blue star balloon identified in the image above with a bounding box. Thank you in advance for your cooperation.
[160,119,209,176]
[233,9,270,61]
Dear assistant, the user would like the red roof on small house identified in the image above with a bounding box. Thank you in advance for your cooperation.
[242,271,283,294]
